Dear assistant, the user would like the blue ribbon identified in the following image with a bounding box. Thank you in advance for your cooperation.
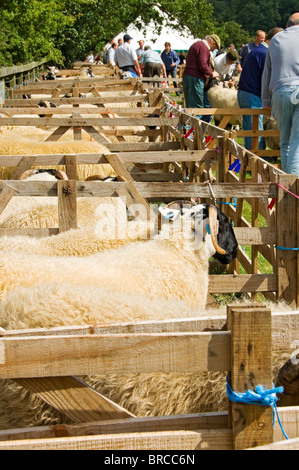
[226,377,289,440]
[229,159,241,173]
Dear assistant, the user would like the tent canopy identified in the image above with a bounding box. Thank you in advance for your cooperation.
[114,8,197,53]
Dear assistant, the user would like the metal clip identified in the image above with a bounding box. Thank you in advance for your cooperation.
[205,180,216,204]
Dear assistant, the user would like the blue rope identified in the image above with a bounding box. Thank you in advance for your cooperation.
[215,198,237,209]
[226,377,289,440]
[276,245,299,251]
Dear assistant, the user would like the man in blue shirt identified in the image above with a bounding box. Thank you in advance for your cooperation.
[239,30,266,68]
[161,42,180,95]
[237,27,282,150]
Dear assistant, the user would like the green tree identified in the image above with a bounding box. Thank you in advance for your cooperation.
[0,0,74,66]
[59,0,216,66]
[217,20,251,49]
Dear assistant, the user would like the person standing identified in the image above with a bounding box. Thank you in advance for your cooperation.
[114,34,141,77]
[182,35,220,114]
[140,46,167,86]
[107,42,117,66]
[136,40,145,63]
[161,42,181,95]
[238,27,283,150]
[239,30,266,69]
[262,13,299,176]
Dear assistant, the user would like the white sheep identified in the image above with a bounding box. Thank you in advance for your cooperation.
[207,81,242,127]
[0,280,227,429]
[0,203,238,307]
[0,286,291,428]
[0,201,239,429]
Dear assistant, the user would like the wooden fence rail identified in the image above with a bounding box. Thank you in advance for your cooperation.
[0,305,297,449]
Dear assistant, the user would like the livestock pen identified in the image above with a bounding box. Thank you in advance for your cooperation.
[0,75,298,449]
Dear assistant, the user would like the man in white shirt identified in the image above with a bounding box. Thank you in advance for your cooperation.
[214,50,239,82]
[136,40,145,63]
[107,43,117,66]
[115,34,141,77]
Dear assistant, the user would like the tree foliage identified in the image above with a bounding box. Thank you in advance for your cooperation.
[0,0,297,67]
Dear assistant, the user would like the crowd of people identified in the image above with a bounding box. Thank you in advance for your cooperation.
[86,11,299,176]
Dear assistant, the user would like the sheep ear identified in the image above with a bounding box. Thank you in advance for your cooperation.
[159,207,180,220]
[208,205,226,255]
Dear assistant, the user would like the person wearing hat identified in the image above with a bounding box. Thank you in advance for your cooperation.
[182,35,221,114]
[114,34,141,77]
[214,49,239,83]
[238,27,283,150]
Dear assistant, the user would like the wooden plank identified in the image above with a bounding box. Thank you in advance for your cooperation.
[209,274,277,293]
[185,108,271,116]
[9,156,37,180]
[16,376,135,423]
[64,155,77,180]
[0,182,16,216]
[105,142,181,152]
[0,331,231,379]
[83,125,111,145]
[233,227,276,245]
[0,228,59,237]
[1,310,299,352]
[249,437,299,450]
[276,174,298,308]
[4,95,149,106]
[0,117,179,127]
[45,126,70,142]
[57,180,77,232]
[0,150,218,166]
[0,430,212,450]
[0,106,162,116]
[0,181,278,199]
[105,154,153,221]
[229,306,273,450]
[0,412,230,445]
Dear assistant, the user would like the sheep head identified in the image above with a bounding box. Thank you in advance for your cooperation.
[159,201,238,264]
[17,169,68,181]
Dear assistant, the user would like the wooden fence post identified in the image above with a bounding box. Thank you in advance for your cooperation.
[229,305,273,450]
[276,174,298,308]
[57,180,77,232]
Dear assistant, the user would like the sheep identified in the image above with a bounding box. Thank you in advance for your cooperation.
[0,202,238,307]
[275,355,299,407]
[0,201,240,429]
[0,124,114,181]
[0,292,292,428]
[0,281,228,429]
[0,165,120,229]
[37,100,58,118]
[42,66,58,80]
[17,168,68,181]
[206,80,242,128]
[263,115,280,150]
[0,196,127,233]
